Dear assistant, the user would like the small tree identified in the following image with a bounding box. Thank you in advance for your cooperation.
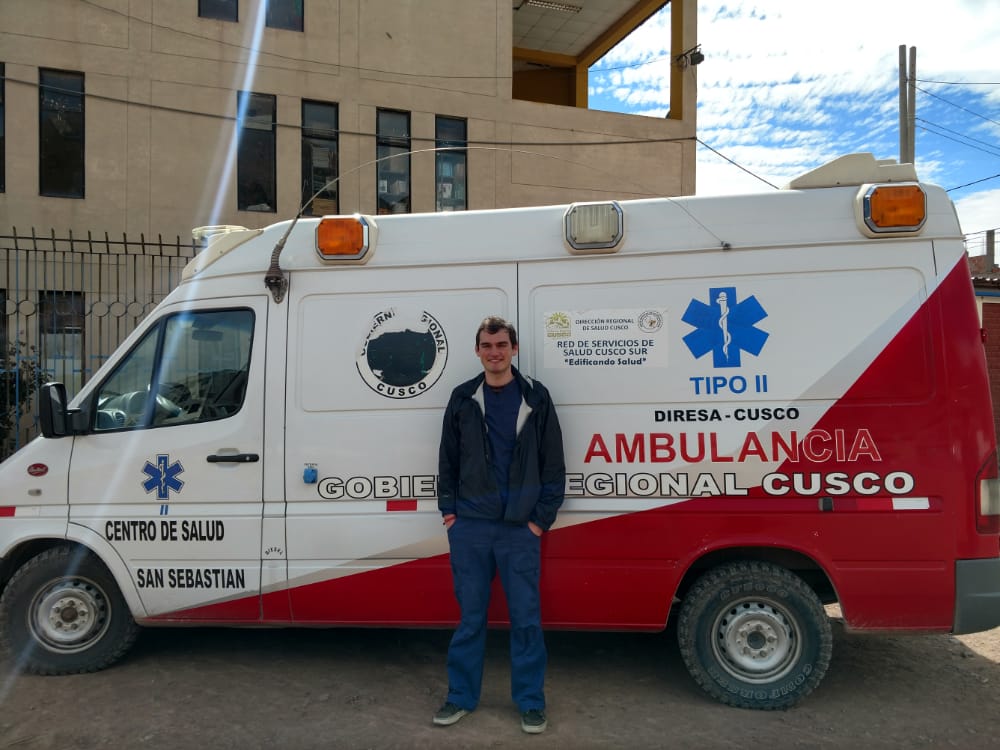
[0,337,49,460]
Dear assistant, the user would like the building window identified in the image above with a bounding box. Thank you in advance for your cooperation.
[237,92,276,212]
[436,117,467,212]
[1,62,5,193]
[266,0,303,31]
[301,101,339,215]
[39,291,85,396]
[377,109,410,215]
[39,69,85,199]
[199,0,237,22]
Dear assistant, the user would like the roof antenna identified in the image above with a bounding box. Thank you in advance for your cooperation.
[262,145,468,302]
[263,181,318,303]
[263,234,291,303]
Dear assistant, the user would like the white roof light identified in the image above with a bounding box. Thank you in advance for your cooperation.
[564,202,624,254]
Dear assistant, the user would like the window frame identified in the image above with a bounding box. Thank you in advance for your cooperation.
[236,91,277,213]
[198,0,238,22]
[435,116,467,212]
[376,109,411,215]
[39,68,85,199]
[266,0,303,31]
[301,100,339,216]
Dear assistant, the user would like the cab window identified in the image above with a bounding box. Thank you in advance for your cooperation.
[93,309,254,431]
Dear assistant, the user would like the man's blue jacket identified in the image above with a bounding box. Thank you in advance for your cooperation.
[438,367,565,531]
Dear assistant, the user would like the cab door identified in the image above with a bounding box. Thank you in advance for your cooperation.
[68,298,267,620]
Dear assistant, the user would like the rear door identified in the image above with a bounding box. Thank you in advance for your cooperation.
[283,262,517,624]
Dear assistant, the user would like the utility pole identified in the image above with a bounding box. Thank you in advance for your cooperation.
[899,45,916,164]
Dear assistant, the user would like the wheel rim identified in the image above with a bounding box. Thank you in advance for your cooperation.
[28,576,112,654]
[712,598,800,683]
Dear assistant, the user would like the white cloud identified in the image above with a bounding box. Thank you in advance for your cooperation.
[956,188,1000,237]
[590,0,1000,236]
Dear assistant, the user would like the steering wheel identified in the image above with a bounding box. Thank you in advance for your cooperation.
[119,390,182,426]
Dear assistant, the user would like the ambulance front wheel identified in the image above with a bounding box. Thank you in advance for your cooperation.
[0,545,139,674]
[677,560,833,710]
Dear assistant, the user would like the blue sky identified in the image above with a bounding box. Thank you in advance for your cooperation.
[588,1,1000,257]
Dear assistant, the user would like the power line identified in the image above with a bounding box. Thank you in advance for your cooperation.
[916,85,1000,128]
[695,139,779,189]
[916,78,1000,86]
[915,117,1000,154]
[947,172,1000,192]
[8,75,776,204]
[914,85,1000,193]
[74,0,665,81]
[915,119,1000,160]
[965,229,1000,239]
[590,53,673,74]
[2,72,695,149]
[14,6,983,201]
[70,0,507,80]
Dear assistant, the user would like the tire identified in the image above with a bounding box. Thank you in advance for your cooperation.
[0,546,139,674]
[677,560,832,710]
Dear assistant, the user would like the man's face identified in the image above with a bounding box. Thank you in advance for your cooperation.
[476,329,517,377]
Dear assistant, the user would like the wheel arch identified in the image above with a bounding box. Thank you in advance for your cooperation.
[674,545,839,612]
[0,538,66,592]
[1,530,146,618]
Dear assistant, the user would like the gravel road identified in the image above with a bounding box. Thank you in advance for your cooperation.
[2,612,999,749]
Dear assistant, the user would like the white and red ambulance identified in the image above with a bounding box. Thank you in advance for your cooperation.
[1,153,998,709]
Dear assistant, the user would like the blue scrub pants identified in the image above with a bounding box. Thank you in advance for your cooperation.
[445,517,546,712]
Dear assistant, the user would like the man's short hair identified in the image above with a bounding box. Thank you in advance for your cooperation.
[476,316,518,348]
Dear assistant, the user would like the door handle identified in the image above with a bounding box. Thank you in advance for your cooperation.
[206,453,260,463]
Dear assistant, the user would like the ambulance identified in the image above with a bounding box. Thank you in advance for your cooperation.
[1,153,998,710]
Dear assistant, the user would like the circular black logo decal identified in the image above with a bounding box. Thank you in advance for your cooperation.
[357,309,448,399]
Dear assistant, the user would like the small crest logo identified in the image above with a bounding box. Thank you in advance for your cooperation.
[545,312,572,338]
[637,310,663,333]
[357,309,448,399]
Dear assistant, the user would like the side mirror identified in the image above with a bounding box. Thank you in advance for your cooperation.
[39,382,69,438]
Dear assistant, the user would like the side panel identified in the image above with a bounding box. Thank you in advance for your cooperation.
[283,262,517,623]
[114,229,993,633]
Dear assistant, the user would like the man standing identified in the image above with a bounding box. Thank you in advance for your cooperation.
[434,316,565,734]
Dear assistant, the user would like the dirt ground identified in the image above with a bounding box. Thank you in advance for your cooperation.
[1,613,999,749]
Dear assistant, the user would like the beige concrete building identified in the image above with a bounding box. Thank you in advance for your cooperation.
[0,0,697,240]
[0,0,698,455]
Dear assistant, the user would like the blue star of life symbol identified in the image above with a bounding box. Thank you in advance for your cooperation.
[682,286,769,367]
[142,454,185,503]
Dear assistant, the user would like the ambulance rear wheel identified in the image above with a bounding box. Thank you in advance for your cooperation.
[0,546,139,674]
[677,560,832,710]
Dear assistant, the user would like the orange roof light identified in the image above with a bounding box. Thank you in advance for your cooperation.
[859,184,926,236]
[316,216,373,262]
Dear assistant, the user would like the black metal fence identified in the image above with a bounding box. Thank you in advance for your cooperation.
[1,228,197,460]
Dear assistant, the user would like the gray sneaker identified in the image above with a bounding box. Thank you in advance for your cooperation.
[433,702,469,726]
[521,709,547,734]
